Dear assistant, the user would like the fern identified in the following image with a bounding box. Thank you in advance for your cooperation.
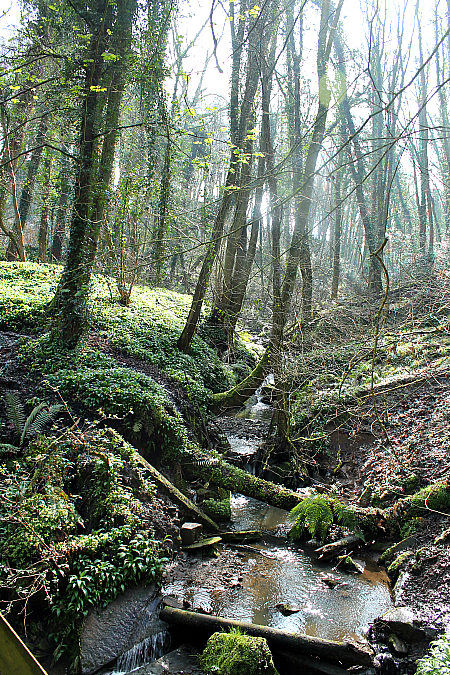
[5,393,26,437]
[0,442,21,456]
[20,404,63,445]
[289,494,357,541]
[3,395,64,447]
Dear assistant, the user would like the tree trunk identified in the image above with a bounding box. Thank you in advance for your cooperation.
[49,0,117,346]
[38,154,52,262]
[50,155,70,261]
[160,607,375,667]
[331,169,342,300]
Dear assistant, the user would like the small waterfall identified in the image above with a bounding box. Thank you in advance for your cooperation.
[108,630,170,674]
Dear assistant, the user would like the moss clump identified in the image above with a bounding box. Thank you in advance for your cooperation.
[408,479,450,515]
[202,498,232,521]
[200,629,279,675]
[386,551,414,581]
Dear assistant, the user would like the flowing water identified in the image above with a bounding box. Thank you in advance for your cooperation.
[164,492,393,642]
[105,383,393,672]
[104,631,170,675]
[165,380,393,642]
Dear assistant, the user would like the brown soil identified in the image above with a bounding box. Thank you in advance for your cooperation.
[320,375,450,633]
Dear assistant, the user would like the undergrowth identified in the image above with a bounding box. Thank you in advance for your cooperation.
[0,427,168,665]
[415,637,450,675]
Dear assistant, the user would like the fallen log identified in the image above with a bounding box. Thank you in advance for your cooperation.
[211,347,269,411]
[183,536,222,550]
[315,535,364,560]
[183,454,309,511]
[159,606,375,667]
[135,454,219,532]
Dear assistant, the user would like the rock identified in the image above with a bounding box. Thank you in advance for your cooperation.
[80,585,167,675]
[181,522,203,546]
[336,555,364,574]
[375,607,426,643]
[322,576,340,589]
[132,644,202,674]
[393,571,410,605]
[388,634,408,656]
[274,603,302,616]
[386,551,414,581]
[370,541,394,553]
[379,653,397,675]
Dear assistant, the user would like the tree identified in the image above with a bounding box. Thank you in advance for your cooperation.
[49,0,156,347]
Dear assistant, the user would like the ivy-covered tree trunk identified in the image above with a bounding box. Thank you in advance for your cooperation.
[49,1,112,346]
[50,0,137,348]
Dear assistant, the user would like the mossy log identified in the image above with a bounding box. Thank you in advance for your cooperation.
[135,454,219,532]
[211,347,270,411]
[187,452,450,537]
[184,454,304,511]
[159,606,375,667]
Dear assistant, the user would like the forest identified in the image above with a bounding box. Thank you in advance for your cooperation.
[1,0,450,673]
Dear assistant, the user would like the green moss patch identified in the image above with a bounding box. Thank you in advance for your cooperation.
[200,629,279,675]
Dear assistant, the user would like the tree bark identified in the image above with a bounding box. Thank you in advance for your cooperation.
[38,154,52,262]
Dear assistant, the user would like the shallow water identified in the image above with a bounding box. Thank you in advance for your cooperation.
[164,493,393,642]
[165,387,393,642]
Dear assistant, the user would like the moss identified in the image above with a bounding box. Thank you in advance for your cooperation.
[200,629,279,675]
[202,498,232,521]
[387,551,414,580]
[408,479,450,515]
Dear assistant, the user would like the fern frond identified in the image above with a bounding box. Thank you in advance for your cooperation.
[4,393,26,437]
[21,404,64,444]
[20,402,47,445]
[289,495,334,541]
[332,499,358,532]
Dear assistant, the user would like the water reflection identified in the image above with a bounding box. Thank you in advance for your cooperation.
[164,494,393,642]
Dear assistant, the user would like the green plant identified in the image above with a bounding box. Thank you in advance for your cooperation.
[415,637,450,675]
[200,628,279,675]
[4,393,63,449]
[288,494,357,541]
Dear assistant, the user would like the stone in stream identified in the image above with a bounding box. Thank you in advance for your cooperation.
[274,603,302,616]
[388,633,408,656]
[130,644,202,674]
[375,607,426,643]
[180,522,203,546]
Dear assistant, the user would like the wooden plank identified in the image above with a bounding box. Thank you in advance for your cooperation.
[135,454,219,532]
[159,607,375,667]
[0,613,49,675]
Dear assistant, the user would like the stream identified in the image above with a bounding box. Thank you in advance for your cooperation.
[164,382,393,643]
[103,383,393,674]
